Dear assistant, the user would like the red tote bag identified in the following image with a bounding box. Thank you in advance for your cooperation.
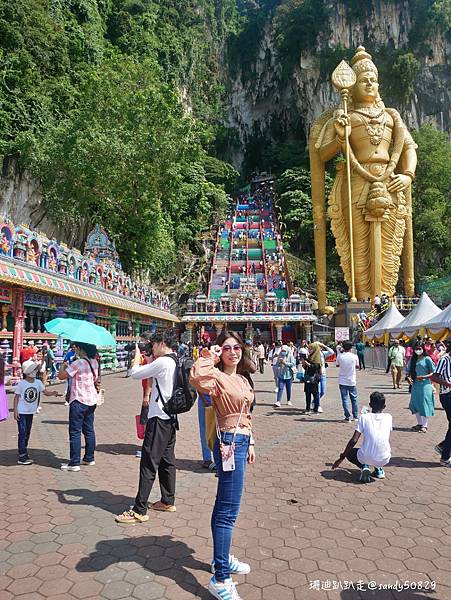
[135,415,146,440]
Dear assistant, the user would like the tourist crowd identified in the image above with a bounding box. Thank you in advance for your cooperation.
[1,330,450,600]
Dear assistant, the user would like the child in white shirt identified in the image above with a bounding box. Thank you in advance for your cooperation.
[14,360,61,465]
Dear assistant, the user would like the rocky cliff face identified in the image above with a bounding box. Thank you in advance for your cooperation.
[224,0,450,169]
[0,159,89,249]
[0,0,449,239]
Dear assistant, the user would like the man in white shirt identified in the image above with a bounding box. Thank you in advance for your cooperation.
[332,391,392,482]
[116,333,177,524]
[336,341,360,421]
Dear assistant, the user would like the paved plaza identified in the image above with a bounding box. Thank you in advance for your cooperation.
[0,366,450,600]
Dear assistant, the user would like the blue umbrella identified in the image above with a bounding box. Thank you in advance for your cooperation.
[44,318,116,347]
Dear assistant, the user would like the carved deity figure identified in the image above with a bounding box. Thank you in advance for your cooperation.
[0,232,10,254]
[310,47,417,311]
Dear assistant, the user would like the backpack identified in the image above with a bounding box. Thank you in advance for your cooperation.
[155,354,197,416]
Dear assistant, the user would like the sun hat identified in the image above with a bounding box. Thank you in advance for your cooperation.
[22,359,39,375]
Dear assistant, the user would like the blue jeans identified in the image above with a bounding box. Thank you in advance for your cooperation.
[197,396,211,462]
[68,400,96,466]
[212,432,249,582]
[17,414,33,457]
[339,385,358,419]
[319,374,326,399]
[277,377,293,403]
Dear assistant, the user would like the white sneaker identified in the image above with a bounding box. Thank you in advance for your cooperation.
[211,554,251,575]
[60,464,80,472]
[317,406,323,413]
[273,388,278,393]
[273,401,281,408]
[287,401,293,406]
[136,450,142,458]
[36,406,42,413]
[208,576,242,600]
[82,460,95,466]
[64,401,69,406]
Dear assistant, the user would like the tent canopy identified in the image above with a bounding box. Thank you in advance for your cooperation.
[423,303,451,334]
[364,303,404,340]
[388,292,442,337]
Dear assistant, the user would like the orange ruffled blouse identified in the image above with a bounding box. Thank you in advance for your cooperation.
[190,348,254,432]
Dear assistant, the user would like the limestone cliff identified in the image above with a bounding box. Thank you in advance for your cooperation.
[0,0,449,245]
[223,0,450,170]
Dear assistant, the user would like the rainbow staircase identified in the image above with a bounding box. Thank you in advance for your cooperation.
[207,190,290,302]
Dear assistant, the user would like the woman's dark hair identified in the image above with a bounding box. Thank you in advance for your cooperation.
[74,342,97,359]
[369,391,385,412]
[216,330,254,375]
[408,343,424,382]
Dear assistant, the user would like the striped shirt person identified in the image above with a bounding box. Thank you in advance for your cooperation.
[431,344,451,467]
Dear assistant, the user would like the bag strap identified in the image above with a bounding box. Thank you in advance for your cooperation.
[83,357,98,383]
[154,354,178,406]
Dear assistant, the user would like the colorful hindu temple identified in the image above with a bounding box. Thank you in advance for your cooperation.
[182,176,316,343]
[0,219,178,379]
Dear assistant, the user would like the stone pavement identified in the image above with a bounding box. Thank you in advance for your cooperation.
[1,365,450,600]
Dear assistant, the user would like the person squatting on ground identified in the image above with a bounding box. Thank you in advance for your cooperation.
[332,392,392,483]
[407,343,435,434]
[116,333,178,523]
[274,345,295,408]
[190,331,255,600]
[15,360,61,465]
[58,342,100,471]
[336,341,359,421]
[431,341,451,468]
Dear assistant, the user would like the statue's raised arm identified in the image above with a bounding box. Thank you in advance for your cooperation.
[309,46,417,313]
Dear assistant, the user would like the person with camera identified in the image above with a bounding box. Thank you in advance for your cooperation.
[116,332,178,524]
[190,331,255,600]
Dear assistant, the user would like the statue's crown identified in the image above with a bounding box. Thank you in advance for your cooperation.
[351,45,378,77]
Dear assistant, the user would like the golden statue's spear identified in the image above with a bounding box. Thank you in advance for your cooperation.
[332,60,357,302]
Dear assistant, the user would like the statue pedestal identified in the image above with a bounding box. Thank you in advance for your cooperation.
[332,301,371,329]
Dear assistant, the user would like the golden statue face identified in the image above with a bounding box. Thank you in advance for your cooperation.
[353,71,379,103]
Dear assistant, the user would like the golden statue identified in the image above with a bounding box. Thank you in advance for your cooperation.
[309,46,417,312]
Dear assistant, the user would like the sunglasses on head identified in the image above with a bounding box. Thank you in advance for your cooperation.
[222,344,242,353]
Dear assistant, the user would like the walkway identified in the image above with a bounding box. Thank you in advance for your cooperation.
[1,366,450,600]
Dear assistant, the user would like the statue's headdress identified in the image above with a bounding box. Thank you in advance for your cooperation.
[351,46,378,77]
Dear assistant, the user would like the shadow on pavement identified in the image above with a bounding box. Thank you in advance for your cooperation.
[48,487,134,514]
[95,443,138,456]
[320,468,365,485]
[76,535,209,597]
[389,456,440,468]
[0,448,63,469]
[175,458,215,473]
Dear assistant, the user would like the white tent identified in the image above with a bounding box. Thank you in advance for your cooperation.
[423,303,451,335]
[388,292,442,337]
[364,303,404,340]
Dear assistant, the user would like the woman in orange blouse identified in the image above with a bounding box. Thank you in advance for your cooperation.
[190,331,255,600]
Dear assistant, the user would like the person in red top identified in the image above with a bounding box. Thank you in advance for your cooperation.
[19,341,37,365]
[136,348,153,458]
